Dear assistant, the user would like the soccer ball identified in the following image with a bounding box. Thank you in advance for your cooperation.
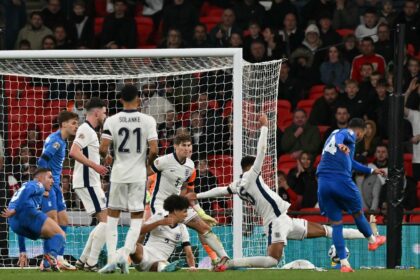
[328,245,350,264]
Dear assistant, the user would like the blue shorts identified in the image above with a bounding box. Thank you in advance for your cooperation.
[42,186,67,213]
[9,208,48,240]
[317,175,363,222]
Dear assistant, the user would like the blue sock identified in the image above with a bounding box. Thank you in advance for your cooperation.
[18,235,26,253]
[354,214,373,238]
[43,240,51,268]
[46,234,65,258]
[59,225,67,256]
[332,224,347,260]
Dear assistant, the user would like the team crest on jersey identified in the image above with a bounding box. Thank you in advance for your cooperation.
[37,182,43,188]
[175,233,181,241]
[53,142,60,150]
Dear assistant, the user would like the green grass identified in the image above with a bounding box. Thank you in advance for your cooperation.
[0,269,419,280]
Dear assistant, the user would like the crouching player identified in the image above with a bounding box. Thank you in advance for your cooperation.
[100,195,196,273]
[1,168,65,272]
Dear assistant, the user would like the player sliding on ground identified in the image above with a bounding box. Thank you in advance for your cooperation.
[317,118,387,272]
[69,98,109,272]
[1,168,65,272]
[186,114,381,271]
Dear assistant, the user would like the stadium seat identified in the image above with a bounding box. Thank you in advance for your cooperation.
[336,29,354,37]
[296,99,315,116]
[207,155,233,186]
[94,0,108,17]
[318,125,330,140]
[277,111,292,131]
[410,208,420,223]
[44,99,68,109]
[298,208,328,223]
[21,86,47,100]
[342,214,354,224]
[278,154,297,174]
[222,100,233,117]
[278,99,292,112]
[308,84,325,100]
[135,16,154,47]
[200,2,224,18]
[404,153,413,177]
[200,16,220,32]
[314,154,321,167]
[279,154,295,164]
[94,17,104,36]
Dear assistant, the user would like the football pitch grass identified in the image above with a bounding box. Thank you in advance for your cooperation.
[0,269,418,280]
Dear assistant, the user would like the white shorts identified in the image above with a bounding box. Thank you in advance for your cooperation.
[108,182,146,212]
[74,187,107,216]
[153,206,198,224]
[265,214,308,246]
[137,245,167,272]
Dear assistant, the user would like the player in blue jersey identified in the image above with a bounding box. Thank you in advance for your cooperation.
[1,168,65,272]
[317,118,387,272]
[37,110,79,270]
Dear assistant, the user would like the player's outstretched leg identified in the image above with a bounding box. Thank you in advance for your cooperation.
[331,221,354,272]
[352,211,386,251]
[40,217,66,272]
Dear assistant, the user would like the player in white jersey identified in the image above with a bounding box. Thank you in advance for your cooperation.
[187,115,371,271]
[69,97,109,271]
[148,133,230,268]
[99,85,158,270]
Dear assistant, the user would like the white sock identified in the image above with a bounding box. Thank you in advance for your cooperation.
[122,219,143,259]
[202,231,228,258]
[228,256,278,268]
[340,258,351,267]
[87,222,107,266]
[80,226,98,263]
[324,226,365,240]
[106,217,120,263]
[367,234,376,244]
[157,261,168,272]
[57,255,64,262]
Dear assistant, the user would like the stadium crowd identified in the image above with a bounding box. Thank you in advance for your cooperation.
[2,0,420,223]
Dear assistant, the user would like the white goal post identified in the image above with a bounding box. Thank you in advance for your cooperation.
[0,49,283,266]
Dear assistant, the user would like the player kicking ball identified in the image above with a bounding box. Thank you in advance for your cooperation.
[1,168,65,272]
[186,114,382,271]
[100,195,196,273]
[317,118,386,272]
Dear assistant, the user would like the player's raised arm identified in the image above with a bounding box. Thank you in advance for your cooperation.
[252,114,269,174]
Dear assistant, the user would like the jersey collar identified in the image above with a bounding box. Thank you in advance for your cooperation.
[85,120,95,129]
[122,109,138,113]
[173,152,186,165]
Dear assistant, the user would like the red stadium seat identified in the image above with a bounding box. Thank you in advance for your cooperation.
[404,153,413,177]
[277,111,292,131]
[298,208,328,223]
[410,208,420,223]
[314,154,322,167]
[44,100,68,109]
[200,2,224,18]
[94,0,108,17]
[207,155,233,186]
[278,99,291,112]
[94,17,104,36]
[279,154,295,164]
[200,16,220,32]
[318,125,330,140]
[278,154,297,174]
[223,100,233,117]
[336,29,354,37]
[309,84,325,97]
[135,16,154,47]
[342,214,354,224]
[296,99,315,116]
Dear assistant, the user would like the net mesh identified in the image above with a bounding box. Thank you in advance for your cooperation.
[0,53,282,267]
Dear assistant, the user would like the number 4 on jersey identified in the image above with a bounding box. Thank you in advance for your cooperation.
[323,135,337,155]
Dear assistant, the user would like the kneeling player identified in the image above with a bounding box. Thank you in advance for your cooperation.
[100,195,196,273]
[1,168,65,272]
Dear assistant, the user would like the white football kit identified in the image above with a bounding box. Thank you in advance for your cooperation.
[136,213,190,271]
[73,121,106,215]
[150,153,197,223]
[102,110,158,212]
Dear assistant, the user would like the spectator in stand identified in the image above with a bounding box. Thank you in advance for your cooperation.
[101,0,137,49]
[357,63,375,99]
[394,0,420,52]
[41,34,56,49]
[338,79,368,119]
[190,23,210,48]
[320,46,351,92]
[324,106,350,140]
[41,0,67,31]
[15,11,53,50]
[374,23,393,64]
[279,12,304,56]
[262,27,285,60]
[379,0,397,27]
[287,152,318,209]
[159,28,187,48]
[162,0,198,42]
[71,86,87,123]
[4,0,27,50]
[355,120,382,159]
[157,110,182,155]
[277,170,298,210]
[361,145,388,210]
[318,14,341,48]
[228,32,243,48]
[194,159,218,213]
[189,111,205,160]
[355,7,381,42]
[281,109,321,158]
[404,58,420,110]
[350,37,386,82]
[302,0,335,25]
[142,0,164,44]
[332,0,359,29]
[10,146,33,185]
[340,34,360,63]
[68,0,94,48]
[293,23,323,68]
[266,0,298,30]
[368,79,390,139]
[246,39,268,63]
[23,124,43,158]
[233,0,266,30]
[277,61,303,110]
[18,40,31,50]
[309,85,339,126]
[243,21,263,59]
[404,78,420,182]
[53,24,73,49]
[141,81,175,124]
[209,8,241,48]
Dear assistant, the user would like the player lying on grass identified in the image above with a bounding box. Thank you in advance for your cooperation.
[1,168,65,272]
[100,195,196,273]
[186,114,383,271]
[317,118,387,272]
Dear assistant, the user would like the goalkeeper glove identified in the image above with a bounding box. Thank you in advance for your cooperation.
[193,204,217,227]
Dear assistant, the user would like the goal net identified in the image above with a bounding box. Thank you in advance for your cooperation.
[0,49,282,268]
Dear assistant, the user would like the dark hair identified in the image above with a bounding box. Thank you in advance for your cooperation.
[376,143,388,151]
[18,40,31,48]
[57,111,79,127]
[364,7,377,15]
[163,195,190,212]
[277,170,286,177]
[376,78,388,88]
[348,118,366,129]
[42,35,56,45]
[85,97,106,111]
[335,105,349,113]
[174,133,192,145]
[324,84,337,92]
[73,0,86,8]
[120,85,138,102]
[293,108,307,117]
[241,156,256,170]
[34,168,51,178]
[361,37,374,44]
[194,23,207,32]
[30,11,43,19]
